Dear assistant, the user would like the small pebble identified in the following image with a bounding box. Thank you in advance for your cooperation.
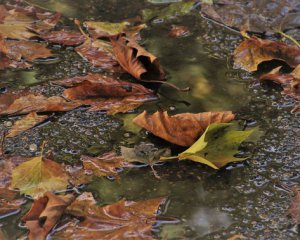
[29,144,38,152]
[4,121,13,127]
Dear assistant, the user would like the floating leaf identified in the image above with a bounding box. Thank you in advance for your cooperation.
[7,112,49,138]
[288,188,300,224]
[133,111,235,147]
[176,123,254,169]
[111,36,165,80]
[53,192,166,240]
[39,31,86,45]
[234,36,300,72]
[11,155,69,198]
[22,192,75,240]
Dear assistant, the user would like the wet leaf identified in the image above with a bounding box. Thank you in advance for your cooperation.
[62,74,154,100]
[11,155,69,198]
[22,192,75,240]
[233,36,300,72]
[142,0,196,22]
[53,192,166,240]
[227,235,246,240]
[168,25,190,38]
[39,31,86,45]
[288,188,300,224]
[133,111,235,147]
[81,151,131,178]
[0,94,82,116]
[111,36,165,80]
[0,188,26,218]
[7,112,49,138]
[75,39,120,70]
[176,123,253,169]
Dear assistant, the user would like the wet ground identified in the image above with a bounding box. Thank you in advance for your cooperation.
[0,0,299,239]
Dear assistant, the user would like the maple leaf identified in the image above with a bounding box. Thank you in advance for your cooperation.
[133,111,235,147]
[111,36,165,81]
[53,192,166,240]
[11,155,69,198]
[7,112,49,138]
[169,123,254,169]
[288,188,300,224]
[22,192,75,240]
[234,36,300,72]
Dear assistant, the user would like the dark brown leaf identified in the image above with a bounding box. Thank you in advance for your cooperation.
[22,192,75,240]
[0,188,25,218]
[39,31,86,46]
[133,111,235,147]
[111,36,165,81]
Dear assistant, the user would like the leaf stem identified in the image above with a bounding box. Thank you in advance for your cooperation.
[277,31,300,48]
[160,156,178,161]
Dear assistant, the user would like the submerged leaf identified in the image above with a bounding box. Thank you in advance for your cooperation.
[22,192,75,240]
[53,192,166,240]
[177,123,254,169]
[7,112,49,138]
[0,188,26,218]
[234,36,300,72]
[289,188,300,224]
[39,31,86,45]
[133,111,235,147]
[11,155,69,198]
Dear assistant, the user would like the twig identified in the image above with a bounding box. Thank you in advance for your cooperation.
[277,30,300,48]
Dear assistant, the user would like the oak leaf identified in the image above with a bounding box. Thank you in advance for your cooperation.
[53,192,166,240]
[133,111,235,147]
[111,36,165,80]
[11,155,69,198]
[22,192,75,240]
[7,112,49,138]
[234,36,300,72]
[288,188,300,224]
[175,123,254,169]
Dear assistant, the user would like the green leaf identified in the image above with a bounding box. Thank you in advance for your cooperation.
[11,156,69,199]
[177,123,254,169]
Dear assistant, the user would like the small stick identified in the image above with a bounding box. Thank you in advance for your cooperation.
[277,30,300,48]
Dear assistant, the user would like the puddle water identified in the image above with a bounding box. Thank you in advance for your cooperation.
[0,0,299,239]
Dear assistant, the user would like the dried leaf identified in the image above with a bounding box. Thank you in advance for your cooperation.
[39,31,86,45]
[62,74,153,100]
[176,123,253,169]
[133,111,235,147]
[111,36,165,80]
[7,112,49,138]
[289,188,300,224]
[0,188,26,218]
[0,94,82,116]
[53,192,166,240]
[234,36,300,72]
[22,192,75,240]
[11,155,69,198]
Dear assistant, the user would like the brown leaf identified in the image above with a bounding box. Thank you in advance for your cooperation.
[227,234,246,240]
[168,25,190,38]
[7,112,49,138]
[75,39,120,70]
[133,111,235,147]
[62,74,154,100]
[0,54,31,69]
[0,188,26,218]
[234,36,300,72]
[81,151,132,178]
[54,192,166,240]
[22,192,75,240]
[111,36,165,81]
[289,188,300,224]
[39,31,86,46]
[0,94,82,116]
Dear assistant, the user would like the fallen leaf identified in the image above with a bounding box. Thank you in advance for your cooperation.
[7,112,49,138]
[0,188,26,218]
[11,155,69,198]
[39,31,86,45]
[168,25,190,38]
[22,192,75,240]
[81,151,131,178]
[133,111,235,147]
[233,36,300,72]
[289,188,300,224]
[84,21,146,39]
[111,36,165,80]
[62,74,154,100]
[227,234,246,240]
[176,123,253,169]
[0,55,31,69]
[75,39,120,70]
[53,192,166,240]
[0,94,82,116]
